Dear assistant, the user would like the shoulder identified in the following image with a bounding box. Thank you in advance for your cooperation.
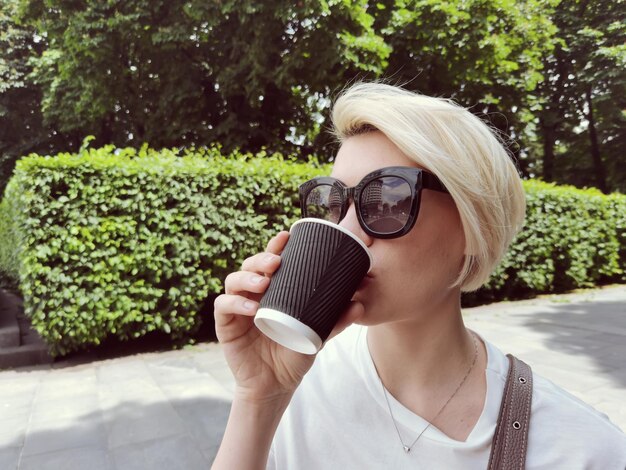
[486,340,626,467]
[529,373,626,467]
[531,371,625,438]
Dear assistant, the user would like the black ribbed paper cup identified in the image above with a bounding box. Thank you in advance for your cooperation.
[255,218,372,355]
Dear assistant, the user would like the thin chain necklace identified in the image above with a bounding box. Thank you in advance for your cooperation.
[373,333,479,454]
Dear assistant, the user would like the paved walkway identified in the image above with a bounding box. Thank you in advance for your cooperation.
[0,286,625,469]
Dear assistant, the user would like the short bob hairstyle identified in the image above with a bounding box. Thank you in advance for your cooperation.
[331,82,526,292]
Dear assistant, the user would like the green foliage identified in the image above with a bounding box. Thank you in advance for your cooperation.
[0,197,21,293]
[537,0,626,192]
[1,144,328,355]
[1,0,624,195]
[1,145,623,354]
[606,193,626,274]
[3,0,624,192]
[13,0,388,158]
[467,180,626,304]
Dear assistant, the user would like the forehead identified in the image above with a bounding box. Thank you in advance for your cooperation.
[330,132,421,185]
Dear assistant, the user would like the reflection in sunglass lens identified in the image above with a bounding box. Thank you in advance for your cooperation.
[305,184,343,223]
[360,176,412,233]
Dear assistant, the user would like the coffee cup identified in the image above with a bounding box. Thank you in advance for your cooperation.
[254,218,372,354]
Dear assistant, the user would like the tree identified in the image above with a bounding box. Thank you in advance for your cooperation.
[16,0,389,157]
[4,0,624,192]
[369,0,559,177]
[0,0,75,196]
[537,0,626,193]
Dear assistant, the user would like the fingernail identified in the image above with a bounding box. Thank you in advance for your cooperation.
[264,254,276,263]
[243,300,255,310]
[251,275,265,284]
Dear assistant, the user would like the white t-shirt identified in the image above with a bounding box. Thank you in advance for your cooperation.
[268,324,626,469]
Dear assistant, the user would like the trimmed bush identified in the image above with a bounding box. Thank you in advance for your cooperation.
[467,180,625,304]
[606,193,626,276]
[1,144,327,355]
[0,197,21,293]
[1,144,624,354]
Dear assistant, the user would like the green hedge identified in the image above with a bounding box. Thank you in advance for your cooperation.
[0,197,20,293]
[1,145,624,354]
[466,180,625,304]
[0,144,327,355]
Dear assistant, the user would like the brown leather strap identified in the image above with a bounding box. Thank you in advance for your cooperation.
[487,354,533,470]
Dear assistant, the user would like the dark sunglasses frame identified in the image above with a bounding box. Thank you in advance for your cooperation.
[299,166,449,239]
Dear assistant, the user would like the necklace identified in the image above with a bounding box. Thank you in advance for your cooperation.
[373,333,479,454]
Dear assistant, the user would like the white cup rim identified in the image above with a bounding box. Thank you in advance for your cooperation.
[290,218,373,271]
[254,308,322,355]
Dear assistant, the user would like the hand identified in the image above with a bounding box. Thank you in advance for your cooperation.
[213,231,364,404]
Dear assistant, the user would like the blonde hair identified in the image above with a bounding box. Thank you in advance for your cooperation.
[331,82,526,292]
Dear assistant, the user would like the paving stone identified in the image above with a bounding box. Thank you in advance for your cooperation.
[585,331,626,346]
[19,446,113,470]
[36,371,97,402]
[0,285,622,468]
[0,401,32,422]
[170,396,231,449]
[0,446,20,470]
[197,361,236,394]
[110,433,209,470]
[605,366,626,387]
[104,400,187,449]
[157,375,232,402]
[146,354,199,370]
[517,348,614,375]
[30,394,98,424]
[145,357,211,386]
[191,349,231,370]
[96,360,151,384]
[0,379,40,411]
[201,445,220,466]
[22,417,107,456]
[0,373,41,391]
[97,377,165,410]
[0,415,27,448]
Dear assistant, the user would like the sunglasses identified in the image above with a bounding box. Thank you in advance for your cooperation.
[299,166,448,239]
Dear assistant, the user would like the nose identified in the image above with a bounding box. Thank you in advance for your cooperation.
[338,202,373,247]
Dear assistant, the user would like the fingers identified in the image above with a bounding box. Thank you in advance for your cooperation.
[215,231,291,342]
[226,231,289,294]
[266,231,290,255]
[240,252,281,276]
[224,270,270,296]
[214,293,259,328]
[237,231,289,276]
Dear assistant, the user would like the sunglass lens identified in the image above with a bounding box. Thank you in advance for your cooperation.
[360,176,412,234]
[305,184,343,223]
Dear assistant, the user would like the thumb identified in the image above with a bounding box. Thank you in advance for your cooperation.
[325,301,365,343]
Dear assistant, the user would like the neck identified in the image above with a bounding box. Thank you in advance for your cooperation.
[366,294,482,421]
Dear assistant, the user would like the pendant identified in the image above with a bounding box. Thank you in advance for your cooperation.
[403,445,411,453]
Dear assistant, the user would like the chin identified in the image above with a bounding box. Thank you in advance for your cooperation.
[349,300,386,327]
[353,315,385,327]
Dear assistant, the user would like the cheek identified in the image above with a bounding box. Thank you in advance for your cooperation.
[417,196,465,262]
[432,226,465,266]
[390,210,465,285]
[362,201,465,303]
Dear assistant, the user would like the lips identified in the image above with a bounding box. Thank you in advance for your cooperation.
[357,275,373,289]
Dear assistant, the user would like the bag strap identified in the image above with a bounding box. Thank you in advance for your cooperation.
[487,354,533,470]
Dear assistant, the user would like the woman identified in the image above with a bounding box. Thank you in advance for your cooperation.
[212,83,626,469]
